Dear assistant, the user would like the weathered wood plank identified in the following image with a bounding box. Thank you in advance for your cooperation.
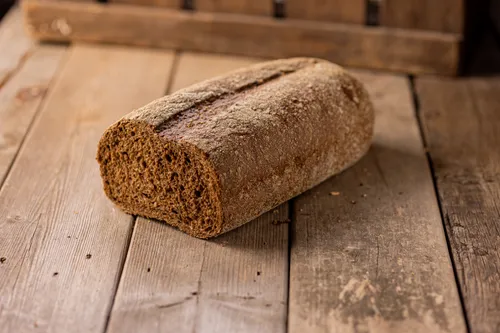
[197,0,272,16]
[0,44,174,333]
[380,0,463,33]
[0,6,34,88]
[0,6,66,185]
[106,53,289,333]
[23,0,461,75]
[288,72,466,332]
[110,0,179,9]
[417,74,500,333]
[169,52,263,91]
[0,45,66,185]
[287,0,365,24]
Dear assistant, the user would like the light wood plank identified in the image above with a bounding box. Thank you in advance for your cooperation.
[0,45,66,185]
[107,53,289,333]
[287,0,365,24]
[169,52,264,91]
[288,72,466,332]
[197,0,272,16]
[0,6,34,87]
[0,44,174,333]
[110,0,179,9]
[23,0,461,75]
[380,0,463,33]
[417,74,500,333]
[0,6,67,185]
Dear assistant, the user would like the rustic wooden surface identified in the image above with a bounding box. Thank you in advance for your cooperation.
[288,72,466,333]
[196,0,272,16]
[0,7,33,87]
[417,36,500,332]
[106,52,289,333]
[22,0,461,75]
[2,4,500,333]
[0,7,66,184]
[286,0,365,24]
[110,0,179,9]
[379,0,463,33]
[0,43,174,333]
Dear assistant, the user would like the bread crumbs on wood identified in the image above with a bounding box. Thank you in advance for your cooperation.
[97,58,374,239]
[272,219,291,225]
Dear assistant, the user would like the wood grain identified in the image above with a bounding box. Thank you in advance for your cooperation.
[169,52,263,91]
[0,44,174,333]
[0,6,67,185]
[110,0,180,9]
[0,45,66,186]
[288,72,466,333]
[197,0,272,16]
[287,0,365,24]
[0,6,34,88]
[22,0,461,75]
[379,0,464,33]
[417,74,500,333]
[106,53,289,333]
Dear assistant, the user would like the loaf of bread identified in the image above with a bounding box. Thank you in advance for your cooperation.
[97,58,374,238]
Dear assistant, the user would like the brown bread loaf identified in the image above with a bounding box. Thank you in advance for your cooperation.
[97,58,374,239]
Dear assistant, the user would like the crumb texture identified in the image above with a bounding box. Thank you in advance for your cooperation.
[97,120,222,238]
[97,58,374,238]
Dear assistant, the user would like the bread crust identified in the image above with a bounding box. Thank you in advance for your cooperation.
[97,58,374,238]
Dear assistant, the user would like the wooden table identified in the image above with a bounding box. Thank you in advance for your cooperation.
[1,6,499,333]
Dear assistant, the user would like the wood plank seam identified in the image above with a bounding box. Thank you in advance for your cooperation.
[408,76,472,332]
[102,51,181,333]
[102,217,137,333]
[0,48,34,90]
[0,44,175,333]
[285,197,294,331]
[0,6,33,87]
[0,48,69,189]
[22,0,462,75]
[288,72,466,332]
[415,70,500,333]
[105,52,288,333]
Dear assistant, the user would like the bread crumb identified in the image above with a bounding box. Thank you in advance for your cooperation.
[53,272,59,276]
[0,257,6,264]
[361,194,367,198]
[330,191,340,196]
[351,200,357,204]
[86,254,92,259]
[272,219,290,225]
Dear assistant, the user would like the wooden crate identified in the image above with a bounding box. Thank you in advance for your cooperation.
[22,0,464,75]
